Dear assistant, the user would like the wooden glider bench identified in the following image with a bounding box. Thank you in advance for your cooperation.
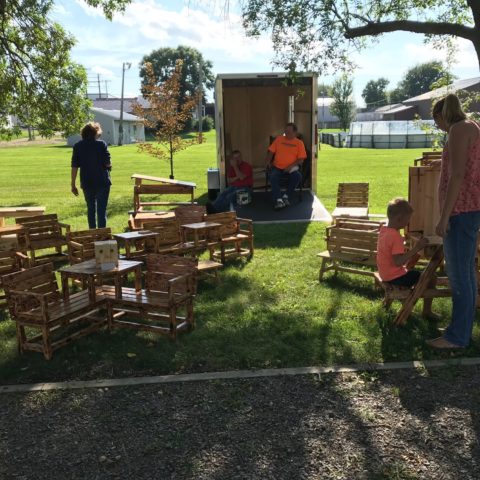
[318,223,379,281]
[0,249,29,307]
[15,214,70,264]
[103,254,197,339]
[2,263,106,360]
[67,228,113,264]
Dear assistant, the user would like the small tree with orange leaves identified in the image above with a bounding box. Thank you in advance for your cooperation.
[132,60,198,179]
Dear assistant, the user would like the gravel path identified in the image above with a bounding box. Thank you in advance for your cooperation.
[1,366,479,479]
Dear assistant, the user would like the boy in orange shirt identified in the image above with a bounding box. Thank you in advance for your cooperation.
[377,197,436,317]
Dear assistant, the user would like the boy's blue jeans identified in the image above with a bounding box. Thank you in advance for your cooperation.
[269,166,302,202]
[83,185,110,229]
[443,210,480,347]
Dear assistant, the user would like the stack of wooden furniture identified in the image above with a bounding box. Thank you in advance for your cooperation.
[129,174,196,229]
[331,183,369,219]
[16,214,70,264]
[413,151,442,166]
[318,218,382,281]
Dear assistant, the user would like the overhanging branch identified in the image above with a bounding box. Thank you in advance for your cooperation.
[344,20,475,42]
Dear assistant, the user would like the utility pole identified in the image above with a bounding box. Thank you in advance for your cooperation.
[118,62,131,146]
[97,74,101,99]
[197,62,203,143]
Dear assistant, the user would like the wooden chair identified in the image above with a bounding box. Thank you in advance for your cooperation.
[2,263,106,360]
[317,224,379,281]
[174,205,206,226]
[104,254,197,339]
[331,183,369,219]
[67,228,112,264]
[16,214,70,264]
[204,212,254,263]
[0,249,29,307]
[143,218,197,255]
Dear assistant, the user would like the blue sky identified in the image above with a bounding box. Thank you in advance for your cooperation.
[52,0,480,106]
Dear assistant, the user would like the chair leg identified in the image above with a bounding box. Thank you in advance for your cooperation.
[42,325,53,360]
[187,300,194,330]
[16,324,26,354]
[169,307,177,340]
[319,258,328,282]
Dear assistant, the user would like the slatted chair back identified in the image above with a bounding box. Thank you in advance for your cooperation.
[326,226,378,263]
[67,228,112,264]
[2,263,60,314]
[336,183,369,208]
[16,214,62,242]
[142,219,182,253]
[332,217,383,232]
[0,250,25,279]
[174,205,206,227]
[203,211,238,238]
[145,254,198,295]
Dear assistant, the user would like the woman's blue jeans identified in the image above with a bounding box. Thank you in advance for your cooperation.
[83,185,110,229]
[443,210,480,347]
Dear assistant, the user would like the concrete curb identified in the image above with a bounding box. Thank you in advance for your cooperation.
[1,356,480,394]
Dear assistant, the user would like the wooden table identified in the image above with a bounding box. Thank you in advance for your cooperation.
[0,207,45,227]
[0,225,27,250]
[60,259,143,303]
[114,231,159,259]
[180,222,221,248]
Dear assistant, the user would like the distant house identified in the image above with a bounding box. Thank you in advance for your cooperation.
[91,96,150,114]
[403,76,480,119]
[317,97,342,128]
[67,107,145,146]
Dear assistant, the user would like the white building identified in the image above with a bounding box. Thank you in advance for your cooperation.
[67,107,145,146]
[317,97,343,127]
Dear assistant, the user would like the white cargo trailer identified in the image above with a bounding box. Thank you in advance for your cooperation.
[214,73,318,193]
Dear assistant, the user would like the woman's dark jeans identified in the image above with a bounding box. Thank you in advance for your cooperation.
[83,185,110,229]
[443,210,480,347]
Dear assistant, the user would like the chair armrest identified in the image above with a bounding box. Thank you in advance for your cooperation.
[7,289,48,316]
[58,222,71,234]
[14,251,30,269]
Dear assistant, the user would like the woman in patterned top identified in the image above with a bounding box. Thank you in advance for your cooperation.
[427,94,480,349]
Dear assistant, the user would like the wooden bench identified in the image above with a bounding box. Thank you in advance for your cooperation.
[204,212,254,263]
[318,225,379,280]
[2,263,106,360]
[104,254,197,339]
[16,214,70,264]
[132,174,196,211]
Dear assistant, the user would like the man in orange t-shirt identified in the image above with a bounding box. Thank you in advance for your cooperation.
[265,122,307,210]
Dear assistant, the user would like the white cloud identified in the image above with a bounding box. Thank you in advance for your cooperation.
[91,66,115,78]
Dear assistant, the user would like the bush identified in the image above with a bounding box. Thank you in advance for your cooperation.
[193,116,214,132]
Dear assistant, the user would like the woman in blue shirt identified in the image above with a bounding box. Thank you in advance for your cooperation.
[71,122,112,228]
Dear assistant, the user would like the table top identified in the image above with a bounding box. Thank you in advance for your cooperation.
[114,231,158,240]
[0,207,45,215]
[0,225,25,234]
[180,222,221,230]
[60,259,143,275]
[332,207,369,218]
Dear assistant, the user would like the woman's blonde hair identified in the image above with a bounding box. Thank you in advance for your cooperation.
[81,122,102,140]
[432,93,467,128]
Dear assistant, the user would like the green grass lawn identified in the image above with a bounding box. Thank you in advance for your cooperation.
[0,132,477,384]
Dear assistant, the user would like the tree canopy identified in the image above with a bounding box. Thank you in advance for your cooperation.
[361,78,389,109]
[140,46,214,107]
[240,1,480,73]
[330,75,356,131]
[0,0,130,136]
